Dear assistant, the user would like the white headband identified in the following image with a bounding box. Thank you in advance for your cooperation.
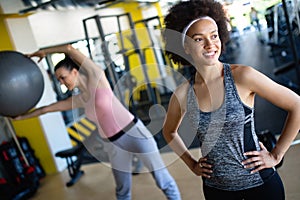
[181,16,217,47]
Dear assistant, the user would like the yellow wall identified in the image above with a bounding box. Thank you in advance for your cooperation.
[12,119,57,174]
[0,14,14,50]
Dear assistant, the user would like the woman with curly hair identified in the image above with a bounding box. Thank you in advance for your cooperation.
[162,0,300,199]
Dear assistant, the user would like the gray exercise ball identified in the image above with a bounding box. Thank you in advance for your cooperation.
[0,51,44,117]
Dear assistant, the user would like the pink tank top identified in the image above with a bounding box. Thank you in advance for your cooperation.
[84,88,134,138]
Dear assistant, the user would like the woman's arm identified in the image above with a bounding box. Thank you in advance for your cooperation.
[28,44,109,87]
[28,44,94,71]
[163,84,212,177]
[240,66,300,172]
[14,96,79,120]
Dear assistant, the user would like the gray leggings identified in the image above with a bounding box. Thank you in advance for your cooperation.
[102,119,181,200]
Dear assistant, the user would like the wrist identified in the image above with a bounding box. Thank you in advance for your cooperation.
[271,146,285,162]
[41,49,47,56]
[183,155,197,170]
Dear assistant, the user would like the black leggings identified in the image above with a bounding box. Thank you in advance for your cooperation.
[203,171,285,200]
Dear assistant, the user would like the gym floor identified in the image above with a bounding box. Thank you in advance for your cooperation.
[30,30,300,199]
[29,138,300,200]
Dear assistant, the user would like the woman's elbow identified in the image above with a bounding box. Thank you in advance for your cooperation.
[65,44,73,52]
[162,127,175,143]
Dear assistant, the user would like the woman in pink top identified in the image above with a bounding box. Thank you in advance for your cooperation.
[15,44,181,200]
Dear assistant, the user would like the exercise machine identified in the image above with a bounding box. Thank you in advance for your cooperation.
[265,0,300,93]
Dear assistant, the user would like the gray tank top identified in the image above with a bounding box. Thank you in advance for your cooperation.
[186,63,272,191]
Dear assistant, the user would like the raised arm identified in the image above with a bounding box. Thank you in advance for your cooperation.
[28,44,105,81]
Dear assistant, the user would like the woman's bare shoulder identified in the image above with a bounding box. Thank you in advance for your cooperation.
[230,64,257,82]
[173,80,190,100]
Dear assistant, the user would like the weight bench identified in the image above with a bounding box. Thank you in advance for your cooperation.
[55,142,85,187]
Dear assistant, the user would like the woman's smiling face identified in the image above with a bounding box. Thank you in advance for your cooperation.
[184,18,222,66]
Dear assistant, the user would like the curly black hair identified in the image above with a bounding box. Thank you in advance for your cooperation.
[163,0,229,66]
